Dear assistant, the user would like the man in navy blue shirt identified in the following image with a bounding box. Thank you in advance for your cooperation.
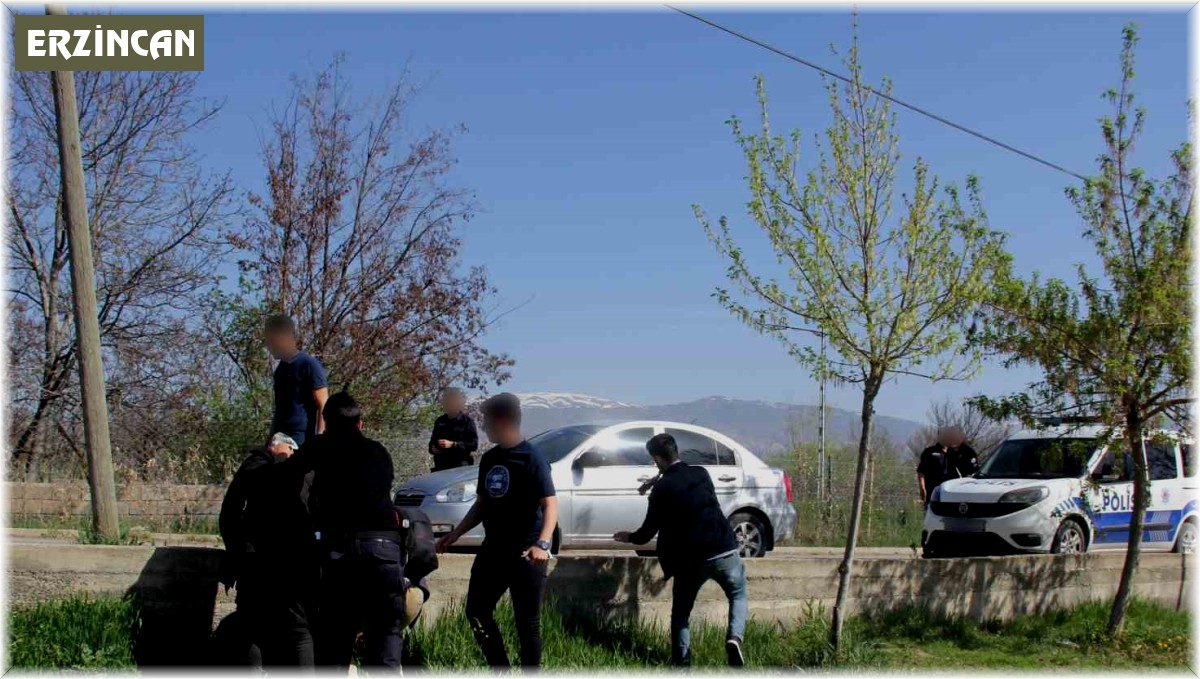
[435,393,557,668]
[615,433,748,667]
[265,315,328,446]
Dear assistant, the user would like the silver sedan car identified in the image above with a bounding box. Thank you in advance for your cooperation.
[393,420,797,557]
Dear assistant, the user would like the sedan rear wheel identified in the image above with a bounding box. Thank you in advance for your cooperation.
[731,512,767,558]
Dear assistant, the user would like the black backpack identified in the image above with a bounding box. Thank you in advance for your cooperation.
[397,507,439,582]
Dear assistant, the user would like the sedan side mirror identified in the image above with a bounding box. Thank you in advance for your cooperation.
[573,450,604,470]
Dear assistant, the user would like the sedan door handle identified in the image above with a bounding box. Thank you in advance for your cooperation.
[637,476,653,482]
[718,475,737,482]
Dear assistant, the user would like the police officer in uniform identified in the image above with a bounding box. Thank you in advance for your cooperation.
[428,387,479,471]
[917,426,979,506]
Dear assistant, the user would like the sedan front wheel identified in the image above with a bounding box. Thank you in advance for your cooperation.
[730,512,768,558]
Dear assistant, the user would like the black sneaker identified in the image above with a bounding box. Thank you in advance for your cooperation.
[725,636,745,667]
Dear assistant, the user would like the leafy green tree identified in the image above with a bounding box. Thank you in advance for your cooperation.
[969,25,1192,637]
[694,34,1009,648]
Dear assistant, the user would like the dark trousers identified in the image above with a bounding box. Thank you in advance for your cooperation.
[315,537,406,671]
[465,551,548,668]
[236,554,318,671]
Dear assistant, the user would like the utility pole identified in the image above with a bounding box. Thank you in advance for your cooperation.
[47,3,120,540]
[817,332,827,503]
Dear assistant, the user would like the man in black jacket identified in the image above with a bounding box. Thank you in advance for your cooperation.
[917,426,979,507]
[218,433,318,670]
[288,391,406,671]
[615,433,748,667]
[428,387,478,471]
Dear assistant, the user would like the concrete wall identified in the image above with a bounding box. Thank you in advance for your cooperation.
[7,482,224,522]
[9,544,1192,640]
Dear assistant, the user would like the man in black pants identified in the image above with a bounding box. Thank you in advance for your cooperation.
[428,387,479,471]
[289,392,406,671]
[218,433,318,671]
[615,433,748,668]
[436,393,558,668]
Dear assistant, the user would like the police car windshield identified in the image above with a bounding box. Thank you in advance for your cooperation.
[977,437,1096,479]
[528,425,606,463]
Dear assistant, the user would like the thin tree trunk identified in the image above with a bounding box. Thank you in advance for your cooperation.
[831,373,881,650]
[1107,409,1149,637]
[867,453,875,540]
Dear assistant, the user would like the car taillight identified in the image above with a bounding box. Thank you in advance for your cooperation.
[783,471,794,503]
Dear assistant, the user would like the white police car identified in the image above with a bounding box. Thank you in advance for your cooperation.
[922,423,1197,558]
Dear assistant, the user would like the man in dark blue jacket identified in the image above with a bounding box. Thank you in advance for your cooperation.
[287,391,406,672]
[615,433,748,667]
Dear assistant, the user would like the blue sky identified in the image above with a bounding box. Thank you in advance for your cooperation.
[176,8,1187,422]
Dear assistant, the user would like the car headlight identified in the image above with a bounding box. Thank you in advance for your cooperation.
[930,485,943,502]
[435,481,476,503]
[998,486,1049,504]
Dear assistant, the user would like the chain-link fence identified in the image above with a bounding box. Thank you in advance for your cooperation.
[12,411,450,487]
[765,440,925,548]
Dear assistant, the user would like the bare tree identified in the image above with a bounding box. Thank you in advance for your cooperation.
[225,58,512,431]
[7,64,236,480]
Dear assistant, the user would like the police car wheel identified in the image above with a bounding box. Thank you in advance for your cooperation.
[1050,520,1087,554]
[1173,521,1197,554]
[731,512,767,558]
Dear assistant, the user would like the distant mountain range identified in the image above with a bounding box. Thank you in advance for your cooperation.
[511,392,922,458]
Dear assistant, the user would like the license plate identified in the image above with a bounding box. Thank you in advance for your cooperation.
[943,518,986,533]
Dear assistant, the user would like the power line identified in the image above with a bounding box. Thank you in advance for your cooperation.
[665,5,1089,182]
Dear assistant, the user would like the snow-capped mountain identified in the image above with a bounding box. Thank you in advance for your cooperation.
[513,392,642,409]
[507,392,921,457]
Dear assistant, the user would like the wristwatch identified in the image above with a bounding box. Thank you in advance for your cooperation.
[534,539,552,551]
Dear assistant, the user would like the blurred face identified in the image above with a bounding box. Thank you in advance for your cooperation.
[268,441,295,461]
[650,452,671,473]
[441,391,464,416]
[264,328,295,359]
[482,414,515,441]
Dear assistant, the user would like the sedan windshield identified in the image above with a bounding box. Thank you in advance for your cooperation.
[977,437,1096,479]
[528,425,605,463]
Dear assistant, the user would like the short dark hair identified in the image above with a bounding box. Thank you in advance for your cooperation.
[480,392,521,425]
[646,433,678,462]
[324,391,362,433]
[265,314,296,336]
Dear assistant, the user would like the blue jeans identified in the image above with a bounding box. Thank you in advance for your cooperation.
[670,553,748,666]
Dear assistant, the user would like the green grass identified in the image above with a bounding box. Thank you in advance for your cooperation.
[10,514,221,540]
[9,594,1189,671]
[403,597,1190,670]
[852,598,1193,669]
[8,594,139,670]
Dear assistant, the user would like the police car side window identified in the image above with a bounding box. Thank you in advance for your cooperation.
[592,428,655,467]
[666,429,718,466]
[1097,450,1135,482]
[1183,444,1196,479]
[1148,443,1178,481]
